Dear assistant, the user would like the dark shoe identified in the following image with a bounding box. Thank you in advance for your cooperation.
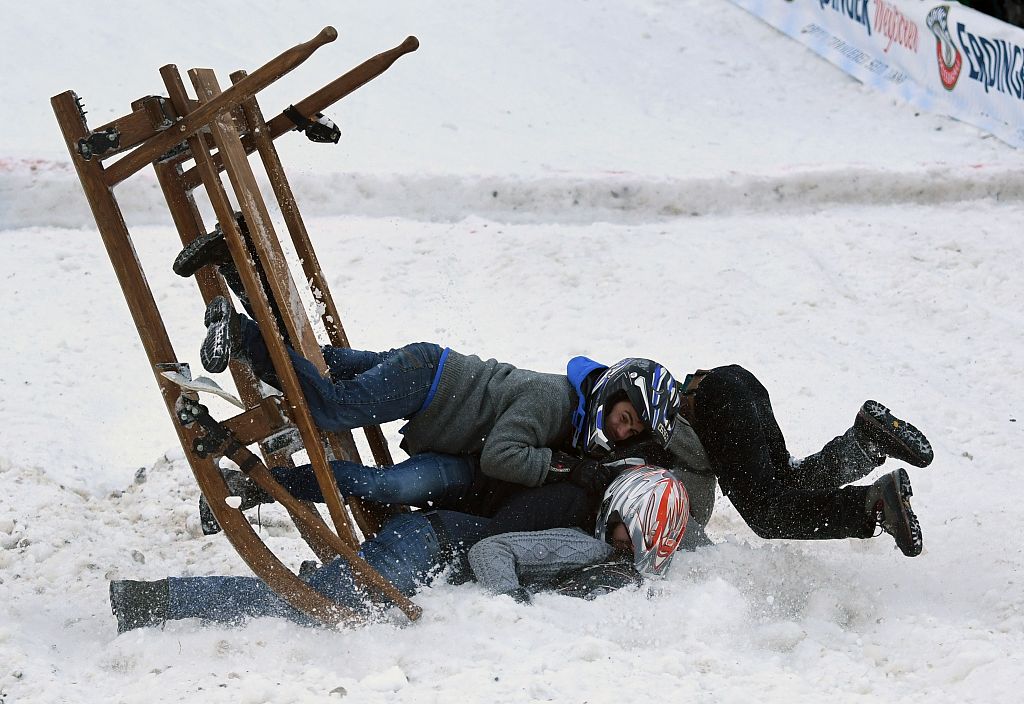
[109,579,169,633]
[263,427,304,456]
[866,468,923,557]
[854,400,934,468]
[172,222,232,277]
[298,560,320,581]
[200,296,241,374]
[198,468,274,536]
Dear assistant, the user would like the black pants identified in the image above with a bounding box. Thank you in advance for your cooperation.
[692,365,873,541]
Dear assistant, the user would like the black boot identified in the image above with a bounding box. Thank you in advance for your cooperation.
[172,214,246,277]
[198,469,274,536]
[865,468,923,557]
[854,400,934,468]
[109,579,169,633]
[200,296,242,374]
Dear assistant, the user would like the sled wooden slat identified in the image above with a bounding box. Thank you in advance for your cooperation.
[180,36,418,191]
[50,90,363,627]
[234,453,421,620]
[164,64,358,553]
[76,95,181,162]
[188,66,365,549]
[52,32,427,627]
[231,71,397,535]
[156,63,355,568]
[103,26,337,187]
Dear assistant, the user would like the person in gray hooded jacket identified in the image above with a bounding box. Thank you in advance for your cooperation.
[198,295,683,515]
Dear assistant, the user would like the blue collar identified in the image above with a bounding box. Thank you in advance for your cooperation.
[567,355,607,449]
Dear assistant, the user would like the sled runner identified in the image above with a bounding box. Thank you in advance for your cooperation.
[52,29,422,626]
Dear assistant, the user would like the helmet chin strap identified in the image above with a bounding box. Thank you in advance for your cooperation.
[592,430,612,453]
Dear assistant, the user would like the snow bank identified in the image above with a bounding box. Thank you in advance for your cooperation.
[3,158,1022,230]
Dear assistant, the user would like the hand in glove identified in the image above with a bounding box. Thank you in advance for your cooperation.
[504,586,533,605]
[547,451,630,496]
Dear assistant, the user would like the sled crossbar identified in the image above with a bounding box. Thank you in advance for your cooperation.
[51,27,421,625]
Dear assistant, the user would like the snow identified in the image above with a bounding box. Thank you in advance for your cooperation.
[2,1,1023,702]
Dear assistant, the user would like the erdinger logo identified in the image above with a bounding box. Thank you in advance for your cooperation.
[927,6,963,90]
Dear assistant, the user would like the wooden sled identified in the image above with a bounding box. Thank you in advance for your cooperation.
[51,28,422,626]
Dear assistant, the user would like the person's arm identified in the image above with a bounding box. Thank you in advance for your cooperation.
[479,393,567,487]
[484,483,594,537]
[468,528,615,600]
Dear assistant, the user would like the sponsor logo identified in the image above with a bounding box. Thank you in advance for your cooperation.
[926,6,963,90]
[873,0,919,54]
[819,0,872,36]
[956,22,1024,99]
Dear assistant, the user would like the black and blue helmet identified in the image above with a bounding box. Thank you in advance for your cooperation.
[579,357,681,454]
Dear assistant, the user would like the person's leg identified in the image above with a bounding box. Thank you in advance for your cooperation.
[162,510,490,627]
[235,317,442,432]
[785,426,880,491]
[693,365,874,541]
[167,575,319,625]
[785,400,933,490]
[197,454,478,535]
[270,453,477,508]
[344,510,491,595]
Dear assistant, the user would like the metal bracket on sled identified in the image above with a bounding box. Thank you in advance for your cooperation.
[176,396,259,471]
[77,128,120,160]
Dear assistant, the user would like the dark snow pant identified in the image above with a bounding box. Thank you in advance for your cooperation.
[691,365,875,541]
[167,510,489,625]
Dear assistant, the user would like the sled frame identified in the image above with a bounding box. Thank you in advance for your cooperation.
[51,28,422,625]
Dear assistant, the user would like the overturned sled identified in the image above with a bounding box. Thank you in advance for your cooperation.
[52,28,422,626]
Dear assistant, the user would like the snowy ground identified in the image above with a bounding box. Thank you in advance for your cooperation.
[2,1,1023,703]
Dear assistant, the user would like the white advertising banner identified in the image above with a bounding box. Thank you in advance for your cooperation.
[729,0,1024,149]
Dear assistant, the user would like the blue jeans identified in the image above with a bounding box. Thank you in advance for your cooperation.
[240,316,443,433]
[271,452,477,509]
[166,511,490,625]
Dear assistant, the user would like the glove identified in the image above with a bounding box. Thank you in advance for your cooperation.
[504,586,533,605]
[544,451,574,483]
[547,561,643,600]
[546,451,620,496]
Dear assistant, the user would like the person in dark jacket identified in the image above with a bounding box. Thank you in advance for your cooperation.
[668,365,933,557]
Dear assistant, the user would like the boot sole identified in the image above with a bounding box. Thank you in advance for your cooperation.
[173,226,231,277]
[890,467,923,557]
[859,400,934,468]
[200,317,232,373]
[198,494,223,535]
[200,297,237,373]
[203,295,232,327]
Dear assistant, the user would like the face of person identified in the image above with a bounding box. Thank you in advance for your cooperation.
[605,398,645,443]
[611,522,633,553]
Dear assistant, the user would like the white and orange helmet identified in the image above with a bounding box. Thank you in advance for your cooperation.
[595,466,689,576]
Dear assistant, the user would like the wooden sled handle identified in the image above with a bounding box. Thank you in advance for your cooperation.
[265,35,419,139]
[105,26,338,186]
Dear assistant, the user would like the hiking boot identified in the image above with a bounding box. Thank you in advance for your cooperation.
[298,560,320,581]
[854,400,934,468]
[198,468,274,536]
[109,579,169,633]
[172,222,232,277]
[865,468,923,557]
[200,296,241,374]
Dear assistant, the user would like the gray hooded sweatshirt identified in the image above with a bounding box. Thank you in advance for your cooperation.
[399,350,577,488]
